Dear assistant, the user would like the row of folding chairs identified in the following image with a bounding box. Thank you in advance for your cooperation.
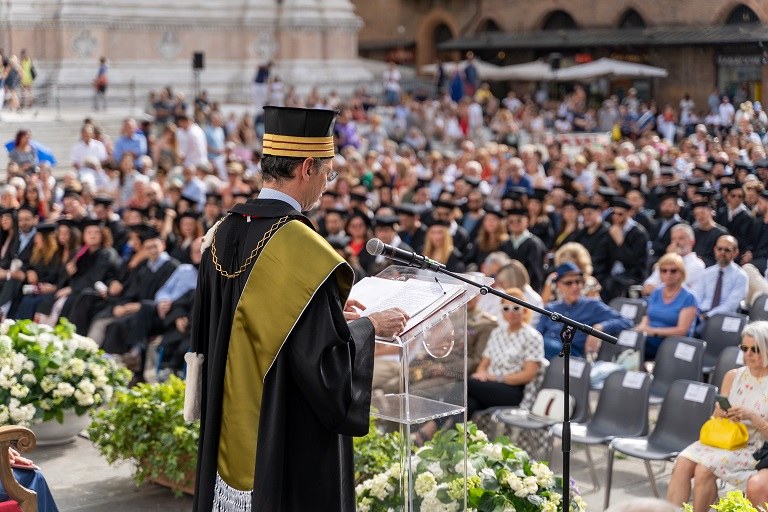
[487,336,744,504]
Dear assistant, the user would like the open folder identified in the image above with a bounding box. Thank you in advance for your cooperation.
[347,276,465,337]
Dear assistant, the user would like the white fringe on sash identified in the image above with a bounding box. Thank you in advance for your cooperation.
[213,472,252,512]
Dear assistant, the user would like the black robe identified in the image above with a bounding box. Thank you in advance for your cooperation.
[716,207,754,255]
[694,223,729,267]
[191,198,375,512]
[499,233,547,292]
[574,223,612,284]
[398,225,427,254]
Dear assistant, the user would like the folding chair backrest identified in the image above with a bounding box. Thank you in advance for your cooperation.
[650,337,705,399]
[710,345,744,390]
[701,313,748,369]
[586,370,651,439]
[535,356,591,423]
[648,380,716,453]
[609,297,647,325]
[597,330,646,368]
[749,294,768,322]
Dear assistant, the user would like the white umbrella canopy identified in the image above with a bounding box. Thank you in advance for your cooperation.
[554,58,668,81]
[421,59,503,80]
[493,60,555,81]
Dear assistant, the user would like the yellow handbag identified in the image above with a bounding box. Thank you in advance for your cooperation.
[700,417,749,450]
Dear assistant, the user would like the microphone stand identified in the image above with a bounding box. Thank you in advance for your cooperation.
[384,256,617,512]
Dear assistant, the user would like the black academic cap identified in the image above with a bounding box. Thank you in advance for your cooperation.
[760,190,768,201]
[505,207,528,217]
[458,175,481,188]
[17,205,37,217]
[754,159,768,169]
[429,218,451,228]
[36,222,56,234]
[433,199,456,210]
[611,197,631,210]
[373,215,398,229]
[529,188,548,202]
[597,187,618,199]
[349,192,368,203]
[603,164,617,173]
[503,186,528,200]
[62,188,82,199]
[56,218,79,228]
[686,177,705,187]
[138,227,162,243]
[694,163,713,174]
[722,182,743,192]
[733,160,753,172]
[80,218,105,229]
[617,175,633,188]
[325,207,348,218]
[262,106,336,158]
[93,195,114,207]
[577,201,601,211]
[695,187,717,198]
[691,200,713,209]
[0,208,16,216]
[562,170,577,182]
[322,190,339,198]
[326,235,350,250]
[394,204,420,217]
[179,194,199,206]
[659,190,679,202]
[179,211,200,221]
[484,204,505,218]
[205,192,223,205]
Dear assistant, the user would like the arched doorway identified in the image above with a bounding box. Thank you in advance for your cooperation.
[718,4,763,102]
[618,9,646,28]
[541,10,577,30]
[726,4,760,24]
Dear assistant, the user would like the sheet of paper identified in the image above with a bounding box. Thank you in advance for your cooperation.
[721,317,742,333]
[569,359,586,378]
[622,371,646,390]
[620,304,638,320]
[617,330,638,347]
[684,383,709,403]
[674,343,696,362]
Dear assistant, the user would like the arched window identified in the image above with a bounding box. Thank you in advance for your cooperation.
[541,10,577,31]
[434,23,453,47]
[476,18,501,34]
[726,4,760,24]
[619,9,646,28]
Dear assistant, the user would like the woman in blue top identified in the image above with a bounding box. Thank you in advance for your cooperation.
[636,252,698,360]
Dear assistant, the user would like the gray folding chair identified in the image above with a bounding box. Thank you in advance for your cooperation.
[709,345,744,390]
[604,380,717,508]
[748,294,768,321]
[700,313,748,374]
[597,329,646,367]
[649,337,705,405]
[490,357,591,460]
[609,297,647,325]
[552,369,651,491]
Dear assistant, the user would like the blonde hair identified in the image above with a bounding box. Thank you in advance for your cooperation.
[656,252,686,283]
[741,321,768,367]
[554,242,593,277]
[477,214,509,253]
[495,260,531,289]
[423,224,454,264]
[504,287,531,324]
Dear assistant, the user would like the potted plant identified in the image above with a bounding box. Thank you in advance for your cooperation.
[684,490,762,511]
[0,318,131,445]
[355,422,586,512]
[88,375,199,495]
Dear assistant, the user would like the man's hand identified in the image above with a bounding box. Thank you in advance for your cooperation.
[608,224,624,245]
[343,299,366,321]
[741,250,753,264]
[368,308,409,339]
[108,280,123,296]
[55,286,72,299]
[471,370,490,382]
[8,447,33,468]
[156,300,172,319]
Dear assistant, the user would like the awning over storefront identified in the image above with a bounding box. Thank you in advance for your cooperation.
[554,58,668,81]
[439,23,768,50]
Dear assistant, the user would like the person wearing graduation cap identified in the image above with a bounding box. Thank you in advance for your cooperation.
[602,196,650,301]
[190,106,408,512]
[499,208,547,293]
[431,198,472,260]
[168,211,204,265]
[395,203,427,254]
[13,223,63,320]
[648,188,686,266]
[692,199,729,267]
[92,195,128,252]
[715,181,755,256]
[202,191,223,232]
[358,214,412,276]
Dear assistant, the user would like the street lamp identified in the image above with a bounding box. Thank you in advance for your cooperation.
[396,25,405,64]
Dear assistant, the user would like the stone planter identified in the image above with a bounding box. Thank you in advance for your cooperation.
[31,410,90,446]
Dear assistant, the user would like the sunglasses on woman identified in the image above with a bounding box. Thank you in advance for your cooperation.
[501,305,522,313]
[740,344,761,354]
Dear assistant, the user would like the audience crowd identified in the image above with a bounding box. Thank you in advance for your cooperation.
[5,70,768,508]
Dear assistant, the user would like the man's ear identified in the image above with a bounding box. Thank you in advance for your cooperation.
[301,157,314,179]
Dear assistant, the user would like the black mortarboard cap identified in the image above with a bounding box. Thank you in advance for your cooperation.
[349,192,368,203]
[734,160,753,171]
[505,207,528,217]
[617,175,633,189]
[722,182,743,192]
[433,199,456,210]
[325,207,348,218]
[93,195,114,207]
[262,106,336,158]
[754,159,768,169]
[179,211,200,221]
[562,170,577,182]
[529,188,548,202]
[323,190,339,198]
[695,187,717,198]
[79,218,105,229]
[395,204,420,217]
[760,190,768,200]
[179,194,199,206]
[611,197,631,210]
[660,167,675,177]
[326,235,350,250]
[139,227,162,243]
[0,208,16,216]
[686,177,705,187]
[597,187,618,199]
[18,205,37,217]
[603,164,617,173]
[373,215,398,228]
[691,200,713,209]
[577,201,601,211]
[503,186,528,200]
[429,218,451,228]
[484,205,505,218]
[205,192,223,205]
[36,222,56,234]
[62,188,81,199]
[57,218,79,228]
[459,175,481,188]
[694,163,713,174]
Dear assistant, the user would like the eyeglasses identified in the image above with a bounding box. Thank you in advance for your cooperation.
[326,170,338,182]
[502,305,523,313]
[740,344,761,354]
[559,279,584,287]
[714,246,734,252]
[659,268,679,274]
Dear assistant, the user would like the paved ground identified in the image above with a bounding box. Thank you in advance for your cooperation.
[24,426,680,511]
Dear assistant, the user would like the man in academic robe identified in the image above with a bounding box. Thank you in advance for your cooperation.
[692,199,729,267]
[715,181,754,257]
[395,203,427,254]
[602,197,650,301]
[190,106,408,512]
[573,202,612,285]
[358,214,412,277]
[499,208,547,293]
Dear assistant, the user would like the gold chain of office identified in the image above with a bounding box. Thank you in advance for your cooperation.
[210,215,291,279]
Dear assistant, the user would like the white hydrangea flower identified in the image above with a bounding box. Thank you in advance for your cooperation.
[542,501,558,512]
[72,334,99,353]
[74,389,95,407]
[387,463,401,478]
[8,399,35,424]
[427,461,444,478]
[0,334,11,353]
[358,497,372,512]
[10,383,29,398]
[77,379,96,395]
[0,406,8,424]
[470,429,488,443]
[17,333,36,343]
[21,373,36,385]
[53,382,75,398]
[368,473,393,501]
[0,318,14,335]
[69,358,86,376]
[479,467,496,483]
[0,368,17,388]
[414,471,437,497]
[40,376,57,392]
[36,332,54,349]
[506,473,523,492]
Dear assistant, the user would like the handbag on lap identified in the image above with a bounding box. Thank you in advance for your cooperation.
[699,417,748,450]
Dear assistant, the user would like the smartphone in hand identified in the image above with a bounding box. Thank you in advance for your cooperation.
[716,394,731,411]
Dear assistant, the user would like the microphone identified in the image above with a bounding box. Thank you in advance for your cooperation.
[366,238,445,271]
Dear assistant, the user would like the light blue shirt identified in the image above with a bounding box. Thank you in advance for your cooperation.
[258,187,302,212]
[154,264,197,303]
[113,132,148,165]
[697,261,748,317]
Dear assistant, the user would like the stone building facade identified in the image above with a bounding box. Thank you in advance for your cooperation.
[354,0,768,108]
[2,0,372,104]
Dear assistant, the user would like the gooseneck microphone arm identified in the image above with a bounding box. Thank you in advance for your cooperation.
[366,237,617,512]
[366,238,617,345]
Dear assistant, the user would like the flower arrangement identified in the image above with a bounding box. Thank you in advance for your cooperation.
[89,375,199,495]
[355,422,585,512]
[0,318,131,426]
[684,490,763,512]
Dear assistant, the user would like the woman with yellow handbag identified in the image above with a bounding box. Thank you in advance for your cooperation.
[667,321,768,512]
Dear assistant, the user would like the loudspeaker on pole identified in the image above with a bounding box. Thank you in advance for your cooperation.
[193,52,205,70]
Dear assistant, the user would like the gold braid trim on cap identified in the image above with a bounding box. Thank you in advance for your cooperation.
[262,133,335,158]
